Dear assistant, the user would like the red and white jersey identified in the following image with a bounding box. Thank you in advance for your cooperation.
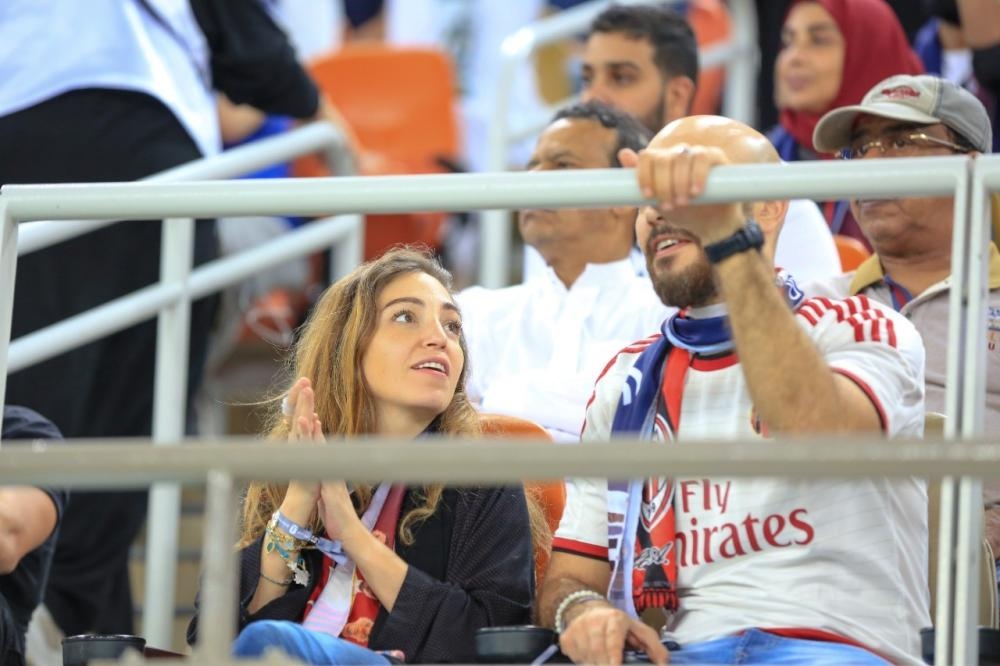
[554,295,929,665]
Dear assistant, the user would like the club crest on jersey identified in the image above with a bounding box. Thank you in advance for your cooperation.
[641,477,673,531]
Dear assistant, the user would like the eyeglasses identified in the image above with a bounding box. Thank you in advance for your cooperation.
[839,130,971,160]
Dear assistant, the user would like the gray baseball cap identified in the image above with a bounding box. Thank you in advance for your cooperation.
[813,74,992,154]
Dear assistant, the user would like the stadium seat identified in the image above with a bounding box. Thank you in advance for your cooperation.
[925,412,999,629]
[480,413,565,588]
[688,0,733,116]
[294,44,461,259]
[834,234,872,272]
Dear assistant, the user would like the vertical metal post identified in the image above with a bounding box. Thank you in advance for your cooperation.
[722,0,759,125]
[330,214,365,282]
[0,201,19,437]
[480,27,525,289]
[934,475,958,664]
[951,160,993,664]
[143,217,195,648]
[937,158,983,664]
[954,477,984,664]
[197,470,239,660]
[322,128,361,285]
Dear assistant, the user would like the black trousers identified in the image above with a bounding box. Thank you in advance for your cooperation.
[0,89,219,635]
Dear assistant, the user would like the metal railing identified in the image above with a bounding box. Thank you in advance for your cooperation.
[0,436,997,666]
[0,154,994,663]
[0,121,363,649]
[16,121,354,256]
[478,0,759,288]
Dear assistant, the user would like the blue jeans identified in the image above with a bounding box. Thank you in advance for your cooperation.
[649,628,890,664]
[232,620,391,665]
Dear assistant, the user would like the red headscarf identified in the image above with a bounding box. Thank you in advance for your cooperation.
[778,0,924,155]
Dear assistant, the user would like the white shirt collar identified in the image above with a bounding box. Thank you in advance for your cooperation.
[541,255,639,294]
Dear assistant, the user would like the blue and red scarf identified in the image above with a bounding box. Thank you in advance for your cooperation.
[606,270,803,618]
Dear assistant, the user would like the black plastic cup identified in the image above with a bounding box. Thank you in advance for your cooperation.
[920,626,1000,665]
[474,625,566,663]
[62,634,146,666]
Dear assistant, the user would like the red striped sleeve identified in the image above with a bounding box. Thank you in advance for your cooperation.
[846,309,897,348]
[800,296,899,349]
[552,537,610,562]
[796,304,819,326]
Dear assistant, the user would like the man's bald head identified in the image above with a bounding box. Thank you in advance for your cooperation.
[649,115,787,259]
[651,115,781,165]
[630,115,790,303]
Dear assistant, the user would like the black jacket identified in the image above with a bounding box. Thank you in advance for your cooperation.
[189,486,534,663]
[187,0,320,118]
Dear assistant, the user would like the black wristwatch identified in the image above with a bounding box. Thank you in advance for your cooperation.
[703,219,764,264]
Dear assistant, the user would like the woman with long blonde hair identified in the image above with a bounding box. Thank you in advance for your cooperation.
[188,248,542,664]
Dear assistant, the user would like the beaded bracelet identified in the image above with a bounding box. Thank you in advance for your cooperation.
[266,521,313,554]
[554,590,606,634]
[271,510,343,561]
[264,525,310,585]
[266,512,316,550]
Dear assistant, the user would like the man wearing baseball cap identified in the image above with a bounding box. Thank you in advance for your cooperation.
[808,73,1000,593]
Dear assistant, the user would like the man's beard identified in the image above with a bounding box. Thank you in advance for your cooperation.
[640,95,668,135]
[647,252,718,308]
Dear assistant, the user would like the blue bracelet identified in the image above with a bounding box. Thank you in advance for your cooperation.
[263,524,310,586]
[271,510,347,563]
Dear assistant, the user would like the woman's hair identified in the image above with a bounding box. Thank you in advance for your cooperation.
[239,246,551,555]
[239,247,479,547]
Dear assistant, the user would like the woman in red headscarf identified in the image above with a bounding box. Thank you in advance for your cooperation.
[767,0,924,247]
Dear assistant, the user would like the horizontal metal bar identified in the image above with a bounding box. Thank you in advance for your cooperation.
[1,156,968,222]
[501,0,648,56]
[14,122,347,255]
[975,155,1000,188]
[6,214,361,372]
[1,436,999,489]
[186,214,360,301]
[154,122,347,182]
[504,41,738,145]
[7,281,183,373]
[699,41,737,69]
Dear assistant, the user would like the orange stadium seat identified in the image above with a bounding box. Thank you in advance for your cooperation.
[688,0,733,116]
[833,234,872,272]
[480,413,566,588]
[294,45,461,260]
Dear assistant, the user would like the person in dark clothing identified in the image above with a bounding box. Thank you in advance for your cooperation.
[0,0,349,638]
[0,406,66,666]
[188,248,545,664]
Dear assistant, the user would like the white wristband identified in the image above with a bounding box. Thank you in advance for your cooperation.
[554,590,606,634]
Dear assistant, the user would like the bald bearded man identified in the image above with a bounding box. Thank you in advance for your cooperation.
[538,116,929,665]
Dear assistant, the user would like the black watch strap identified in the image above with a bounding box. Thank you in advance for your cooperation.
[703,219,765,264]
